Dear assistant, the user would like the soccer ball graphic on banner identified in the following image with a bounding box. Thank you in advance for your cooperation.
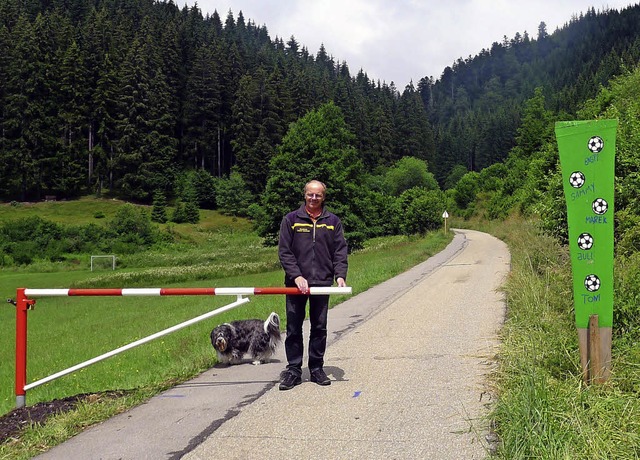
[569,171,585,188]
[584,274,601,292]
[577,232,594,250]
[592,198,608,215]
[587,136,604,153]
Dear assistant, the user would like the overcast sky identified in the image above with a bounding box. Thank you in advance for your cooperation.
[186,1,638,89]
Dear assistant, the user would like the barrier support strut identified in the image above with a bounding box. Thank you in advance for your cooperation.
[22,295,251,395]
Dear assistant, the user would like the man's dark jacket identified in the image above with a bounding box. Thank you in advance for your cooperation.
[278,204,348,287]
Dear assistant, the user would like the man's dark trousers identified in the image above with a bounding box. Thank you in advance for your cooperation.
[284,293,330,375]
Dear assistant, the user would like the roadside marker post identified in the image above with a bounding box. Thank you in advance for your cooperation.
[442,210,449,234]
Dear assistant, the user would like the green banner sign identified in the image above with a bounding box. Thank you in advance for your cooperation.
[555,119,617,329]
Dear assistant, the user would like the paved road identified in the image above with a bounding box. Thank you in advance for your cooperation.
[37,229,510,460]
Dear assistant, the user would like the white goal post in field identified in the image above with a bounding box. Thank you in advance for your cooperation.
[90,255,116,271]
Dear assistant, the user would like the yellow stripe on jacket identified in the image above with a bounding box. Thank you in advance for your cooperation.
[291,223,335,231]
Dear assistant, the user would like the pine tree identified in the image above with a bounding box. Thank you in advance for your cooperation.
[0,24,11,198]
[57,40,89,196]
[184,43,221,172]
[113,33,149,199]
[231,63,292,195]
[93,53,120,195]
[215,170,252,216]
[514,88,553,157]
[231,72,262,191]
[158,19,181,131]
[114,18,177,201]
[2,15,49,200]
[171,201,187,223]
[151,190,168,223]
[81,7,114,194]
[178,181,201,223]
[184,199,200,224]
[394,82,435,164]
[367,105,394,168]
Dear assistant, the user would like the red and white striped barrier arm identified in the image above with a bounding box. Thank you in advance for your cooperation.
[23,287,352,297]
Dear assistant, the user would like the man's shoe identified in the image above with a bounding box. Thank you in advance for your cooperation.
[310,368,331,386]
[279,371,302,390]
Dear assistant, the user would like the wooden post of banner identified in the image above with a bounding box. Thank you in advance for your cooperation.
[588,315,602,384]
[578,314,611,385]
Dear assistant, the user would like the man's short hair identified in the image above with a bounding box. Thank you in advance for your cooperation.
[304,180,327,194]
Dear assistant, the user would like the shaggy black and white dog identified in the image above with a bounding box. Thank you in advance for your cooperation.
[210,312,281,365]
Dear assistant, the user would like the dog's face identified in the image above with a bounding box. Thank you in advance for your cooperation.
[211,324,233,352]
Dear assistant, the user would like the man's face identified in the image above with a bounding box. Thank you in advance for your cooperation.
[305,183,325,210]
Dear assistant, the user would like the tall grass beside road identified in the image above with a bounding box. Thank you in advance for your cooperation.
[479,217,640,459]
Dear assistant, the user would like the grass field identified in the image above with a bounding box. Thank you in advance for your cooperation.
[0,197,127,224]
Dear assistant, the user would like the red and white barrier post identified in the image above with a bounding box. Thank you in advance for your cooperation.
[13,286,351,408]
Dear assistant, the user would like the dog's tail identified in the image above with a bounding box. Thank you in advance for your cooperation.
[264,311,280,337]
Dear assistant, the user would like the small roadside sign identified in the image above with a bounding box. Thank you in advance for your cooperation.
[442,210,449,233]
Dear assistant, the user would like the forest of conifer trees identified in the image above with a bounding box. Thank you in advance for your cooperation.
[0,0,436,203]
[1,0,640,207]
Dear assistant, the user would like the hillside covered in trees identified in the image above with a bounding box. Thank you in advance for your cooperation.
[2,0,640,205]
[421,5,640,181]
[0,0,435,203]
[3,0,640,253]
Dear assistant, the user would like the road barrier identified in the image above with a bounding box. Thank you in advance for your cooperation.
[11,286,352,408]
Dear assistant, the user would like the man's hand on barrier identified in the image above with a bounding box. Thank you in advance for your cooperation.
[294,276,309,294]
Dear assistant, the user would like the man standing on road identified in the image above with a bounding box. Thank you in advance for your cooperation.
[278,180,348,390]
